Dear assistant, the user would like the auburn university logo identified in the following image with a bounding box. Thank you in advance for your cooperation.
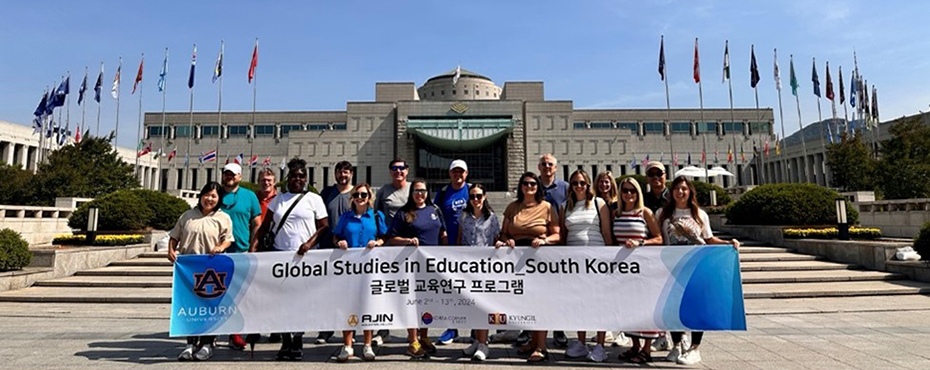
[193,269,228,299]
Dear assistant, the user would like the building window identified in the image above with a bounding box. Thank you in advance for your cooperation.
[464,90,468,95]
[723,122,743,134]
[366,166,372,184]
[202,125,219,137]
[255,125,274,136]
[605,165,612,174]
[229,125,249,137]
[591,165,598,176]
[206,168,214,183]
[452,90,456,95]
[573,122,586,129]
[309,167,315,186]
[147,126,163,138]
[643,122,664,135]
[441,90,445,95]
[493,93,497,98]
[620,165,627,175]
[749,122,769,135]
[618,122,637,133]
[431,91,435,96]
[671,122,691,134]
[281,125,303,137]
[562,165,569,181]
[176,169,183,189]
[175,126,192,137]
[697,122,717,134]
[190,169,198,190]
[590,122,612,129]
[323,167,329,186]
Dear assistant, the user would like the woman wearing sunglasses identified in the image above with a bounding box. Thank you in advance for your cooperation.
[496,172,561,362]
[332,182,388,362]
[387,179,448,359]
[613,177,663,364]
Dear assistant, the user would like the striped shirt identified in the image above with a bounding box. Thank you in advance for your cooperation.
[613,209,648,245]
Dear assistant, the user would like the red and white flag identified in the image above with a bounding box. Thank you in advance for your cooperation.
[132,55,144,94]
[248,39,259,83]
[249,155,259,167]
[693,38,701,84]
[262,156,272,166]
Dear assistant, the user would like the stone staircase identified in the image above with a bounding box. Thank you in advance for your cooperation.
[2,234,929,308]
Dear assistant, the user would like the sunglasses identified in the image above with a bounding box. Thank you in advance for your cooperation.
[647,171,664,178]
[539,162,555,167]
[390,165,408,172]
[469,194,485,200]
[621,188,637,194]
[521,181,538,187]
[352,192,369,199]
[412,189,428,194]
[571,181,587,187]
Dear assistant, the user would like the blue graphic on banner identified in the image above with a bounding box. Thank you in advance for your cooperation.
[656,245,746,331]
[170,254,254,336]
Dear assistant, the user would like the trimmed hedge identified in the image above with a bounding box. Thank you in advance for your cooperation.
[784,227,882,240]
[0,228,31,271]
[692,181,732,207]
[725,183,858,226]
[914,222,930,261]
[53,234,144,246]
[69,189,189,231]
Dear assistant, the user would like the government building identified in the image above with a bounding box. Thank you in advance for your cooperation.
[145,67,776,192]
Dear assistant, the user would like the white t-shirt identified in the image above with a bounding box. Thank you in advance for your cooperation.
[267,192,328,251]
[655,207,713,245]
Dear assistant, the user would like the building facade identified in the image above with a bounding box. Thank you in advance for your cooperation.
[144,68,776,192]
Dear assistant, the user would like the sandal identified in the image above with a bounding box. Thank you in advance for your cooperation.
[527,349,549,363]
[517,342,536,356]
[619,347,640,360]
[630,351,653,364]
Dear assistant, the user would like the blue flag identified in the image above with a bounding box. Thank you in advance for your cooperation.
[44,90,54,116]
[158,48,168,92]
[811,58,820,98]
[78,71,87,105]
[94,64,104,103]
[53,77,68,107]
[188,45,197,89]
[34,91,48,117]
[849,72,857,107]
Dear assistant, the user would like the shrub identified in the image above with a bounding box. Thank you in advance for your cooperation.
[132,189,191,230]
[784,227,882,240]
[53,234,144,246]
[69,190,156,231]
[692,181,731,207]
[725,183,858,226]
[0,228,31,271]
[914,222,930,261]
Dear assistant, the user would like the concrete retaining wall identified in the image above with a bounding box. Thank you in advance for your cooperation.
[0,243,151,292]
[856,198,930,238]
[0,206,74,245]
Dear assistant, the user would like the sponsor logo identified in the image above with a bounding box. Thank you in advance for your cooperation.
[421,312,433,325]
[488,313,507,325]
[506,314,537,325]
[192,269,228,299]
[362,313,394,326]
[347,314,359,327]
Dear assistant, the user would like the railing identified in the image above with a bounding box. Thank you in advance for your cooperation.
[856,198,930,238]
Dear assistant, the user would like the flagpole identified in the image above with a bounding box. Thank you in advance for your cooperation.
[215,40,223,182]
[135,53,144,182]
[791,55,810,184]
[775,49,789,183]
[160,48,169,191]
[81,67,87,141]
[96,63,103,137]
[115,57,122,145]
[66,71,71,147]
[754,85,766,184]
[249,38,258,182]
[187,45,196,191]
[842,66,849,137]
[57,76,63,151]
[694,38,708,179]
[724,40,737,187]
[662,40,675,172]
[40,87,47,163]
[814,59,825,187]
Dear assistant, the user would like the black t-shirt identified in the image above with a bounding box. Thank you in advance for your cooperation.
[644,187,670,214]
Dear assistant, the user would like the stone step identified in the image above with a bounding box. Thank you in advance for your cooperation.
[741,270,907,284]
[738,246,791,254]
[109,259,173,267]
[74,266,173,277]
[0,286,171,303]
[740,260,859,272]
[33,275,173,288]
[739,253,820,263]
[138,252,169,258]
[742,280,930,299]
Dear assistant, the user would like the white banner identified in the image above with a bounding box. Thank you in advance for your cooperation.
[170,246,746,336]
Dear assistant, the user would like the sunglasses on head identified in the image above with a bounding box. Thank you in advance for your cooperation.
[352,192,369,199]
[571,181,587,187]
[469,194,484,200]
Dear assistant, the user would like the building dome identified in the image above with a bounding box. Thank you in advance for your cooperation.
[417,67,502,101]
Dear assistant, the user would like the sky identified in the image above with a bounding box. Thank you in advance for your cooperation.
[2,0,929,149]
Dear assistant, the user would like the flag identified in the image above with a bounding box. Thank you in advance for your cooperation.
[279,156,287,171]
[750,45,760,88]
[722,40,730,83]
[213,41,223,83]
[234,153,243,164]
[872,86,879,121]
[740,143,746,163]
[188,44,197,89]
[53,77,69,107]
[184,152,189,167]
[825,62,834,101]
[701,149,706,164]
[132,56,143,94]
[641,154,649,168]
[764,139,770,157]
[727,145,733,163]
[137,141,152,157]
[44,89,55,116]
[78,70,87,105]
[687,152,692,165]
[34,91,47,118]
[202,150,217,163]
[248,39,259,83]
[658,35,666,80]
[94,63,104,103]
[249,155,259,167]
[811,58,820,98]
[198,152,204,165]
[773,49,781,90]
[849,71,857,108]
[826,121,834,144]
[629,153,637,168]
[673,154,679,167]
[158,48,168,92]
[452,65,461,85]
[659,152,664,163]
[262,156,272,167]
[75,126,82,143]
[224,155,229,165]
[862,80,870,125]
[775,138,781,155]
[714,149,719,164]
[112,58,121,99]
[789,55,799,96]
[838,66,845,105]
[167,148,177,162]
[693,38,701,83]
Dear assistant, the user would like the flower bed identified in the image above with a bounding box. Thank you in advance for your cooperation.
[52,234,145,246]
[783,227,882,240]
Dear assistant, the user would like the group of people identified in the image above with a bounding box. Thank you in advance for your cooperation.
[167,153,739,364]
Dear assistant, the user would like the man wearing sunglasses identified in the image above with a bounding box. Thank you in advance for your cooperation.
[643,161,669,214]
[372,158,410,346]
[434,159,471,346]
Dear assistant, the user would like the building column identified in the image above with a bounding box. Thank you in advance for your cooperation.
[3,141,13,165]
[16,144,27,168]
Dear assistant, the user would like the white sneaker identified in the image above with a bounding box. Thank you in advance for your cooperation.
[614,332,631,347]
[602,331,615,343]
[362,344,375,361]
[652,335,670,351]
[677,348,702,365]
[178,344,195,361]
[666,343,682,362]
[193,344,213,361]
[473,343,489,361]
[587,344,607,362]
[336,345,354,362]
[372,334,384,347]
[565,340,590,358]
[463,342,480,357]
[681,333,691,350]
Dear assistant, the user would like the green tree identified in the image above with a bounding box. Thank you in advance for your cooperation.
[874,116,930,199]
[0,163,35,205]
[31,136,138,205]
[826,132,876,191]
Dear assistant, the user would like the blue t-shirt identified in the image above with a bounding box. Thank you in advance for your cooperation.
[333,208,388,249]
[388,205,446,246]
[543,178,569,212]
[220,187,262,253]
[434,184,469,245]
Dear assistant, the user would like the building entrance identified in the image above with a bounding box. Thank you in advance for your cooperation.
[415,137,507,192]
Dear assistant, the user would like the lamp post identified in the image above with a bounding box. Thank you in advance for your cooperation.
[710,190,718,207]
[835,197,849,240]
[85,206,99,245]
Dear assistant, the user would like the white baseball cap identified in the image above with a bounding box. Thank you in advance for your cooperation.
[449,159,468,171]
[223,163,242,175]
